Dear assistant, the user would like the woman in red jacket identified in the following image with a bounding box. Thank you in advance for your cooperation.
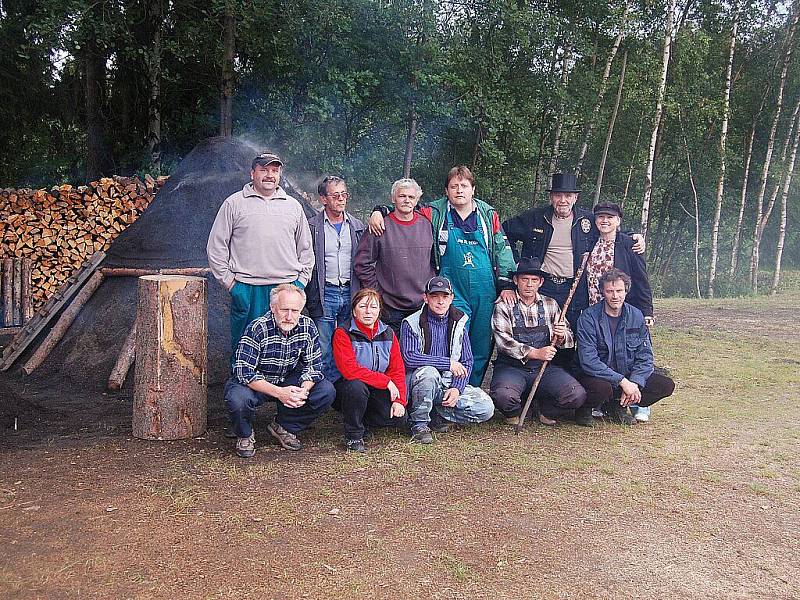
[333,288,407,452]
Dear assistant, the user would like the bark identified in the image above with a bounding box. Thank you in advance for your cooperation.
[771,105,800,294]
[730,123,756,277]
[133,275,208,440]
[708,7,738,298]
[679,110,702,298]
[640,0,676,239]
[22,272,105,375]
[1,259,12,326]
[146,0,163,172]
[21,258,32,323]
[576,3,629,178]
[84,4,115,182]
[219,2,236,137]
[108,322,137,391]
[593,50,627,206]
[620,112,644,212]
[533,40,560,202]
[403,109,418,178]
[549,44,572,177]
[748,7,799,291]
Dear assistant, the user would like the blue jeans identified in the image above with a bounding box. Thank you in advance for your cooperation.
[314,283,351,382]
[224,372,335,437]
[408,366,495,426]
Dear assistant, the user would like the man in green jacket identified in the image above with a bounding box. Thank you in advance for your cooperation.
[369,165,516,386]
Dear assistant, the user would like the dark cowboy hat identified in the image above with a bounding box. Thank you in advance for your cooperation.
[511,257,548,278]
[546,173,581,193]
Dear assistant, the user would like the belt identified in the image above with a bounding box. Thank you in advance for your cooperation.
[545,274,573,285]
[325,281,350,287]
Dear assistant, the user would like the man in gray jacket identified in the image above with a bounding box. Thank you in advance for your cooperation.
[306,176,365,382]
[207,152,315,351]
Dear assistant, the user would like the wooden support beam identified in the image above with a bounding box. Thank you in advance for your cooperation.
[100,267,210,278]
[1,259,12,326]
[22,271,105,375]
[107,322,136,391]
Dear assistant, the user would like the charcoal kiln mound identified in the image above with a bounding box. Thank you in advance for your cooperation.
[3,137,318,397]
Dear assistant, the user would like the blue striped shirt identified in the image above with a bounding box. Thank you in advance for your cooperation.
[232,312,324,385]
[400,312,473,393]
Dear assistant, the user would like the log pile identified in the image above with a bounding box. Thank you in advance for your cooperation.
[0,175,166,311]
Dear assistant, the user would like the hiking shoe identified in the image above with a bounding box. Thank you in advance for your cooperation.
[538,413,557,426]
[429,412,451,433]
[345,438,367,453]
[607,406,636,426]
[266,420,304,451]
[236,433,255,458]
[410,425,434,444]
[575,406,595,428]
[633,406,651,423]
[504,415,520,426]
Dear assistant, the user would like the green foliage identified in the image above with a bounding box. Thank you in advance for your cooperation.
[0,0,797,291]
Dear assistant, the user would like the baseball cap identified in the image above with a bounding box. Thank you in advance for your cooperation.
[425,276,453,294]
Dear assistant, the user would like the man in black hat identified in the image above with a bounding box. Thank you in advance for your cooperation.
[502,173,644,327]
[400,276,495,444]
[489,257,599,427]
[207,152,315,350]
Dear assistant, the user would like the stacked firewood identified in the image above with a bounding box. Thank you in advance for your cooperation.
[0,175,166,310]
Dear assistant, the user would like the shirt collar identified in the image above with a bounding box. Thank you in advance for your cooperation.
[242,182,289,200]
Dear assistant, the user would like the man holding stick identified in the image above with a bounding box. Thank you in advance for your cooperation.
[489,258,597,427]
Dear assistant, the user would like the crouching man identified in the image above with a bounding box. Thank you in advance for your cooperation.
[489,258,596,427]
[577,268,674,425]
[400,276,495,444]
[224,284,335,457]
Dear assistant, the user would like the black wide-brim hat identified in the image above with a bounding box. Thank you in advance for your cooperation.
[547,172,580,193]
[511,257,548,278]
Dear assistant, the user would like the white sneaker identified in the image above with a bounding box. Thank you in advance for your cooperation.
[591,408,605,418]
[634,406,651,423]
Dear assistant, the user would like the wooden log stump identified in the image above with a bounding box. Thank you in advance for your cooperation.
[133,275,207,440]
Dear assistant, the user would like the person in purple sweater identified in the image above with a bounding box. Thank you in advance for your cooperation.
[354,178,436,333]
[400,276,495,444]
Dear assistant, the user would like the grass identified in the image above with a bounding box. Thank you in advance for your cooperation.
[2,289,800,599]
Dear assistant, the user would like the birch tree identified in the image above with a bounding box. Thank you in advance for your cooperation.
[640,0,676,239]
[748,5,799,291]
[575,2,629,178]
[593,51,627,206]
[707,5,738,297]
[770,111,800,294]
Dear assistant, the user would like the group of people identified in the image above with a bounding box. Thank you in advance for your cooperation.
[207,152,675,458]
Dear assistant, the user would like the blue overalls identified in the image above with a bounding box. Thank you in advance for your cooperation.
[439,209,496,387]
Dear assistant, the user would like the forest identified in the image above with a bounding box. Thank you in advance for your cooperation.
[1,0,798,297]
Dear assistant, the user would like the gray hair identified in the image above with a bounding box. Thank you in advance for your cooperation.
[269,283,306,306]
[391,178,422,200]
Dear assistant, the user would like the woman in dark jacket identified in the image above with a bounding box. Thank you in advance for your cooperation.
[586,202,653,319]
[332,288,407,452]
[586,201,655,422]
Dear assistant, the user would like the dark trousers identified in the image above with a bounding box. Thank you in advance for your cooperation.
[578,373,675,410]
[224,372,335,437]
[335,378,408,440]
[382,306,417,335]
[490,361,593,419]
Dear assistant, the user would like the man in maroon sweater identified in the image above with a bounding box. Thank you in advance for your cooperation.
[354,178,436,333]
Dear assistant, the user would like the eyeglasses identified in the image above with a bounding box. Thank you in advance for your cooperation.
[326,192,349,200]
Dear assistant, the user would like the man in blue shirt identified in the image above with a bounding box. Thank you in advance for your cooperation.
[224,284,335,456]
[577,268,674,425]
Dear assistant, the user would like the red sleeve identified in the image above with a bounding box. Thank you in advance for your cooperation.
[333,328,391,389]
[491,210,502,235]
[385,333,408,406]
[419,206,433,222]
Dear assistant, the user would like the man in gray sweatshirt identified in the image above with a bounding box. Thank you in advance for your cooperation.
[207,152,315,351]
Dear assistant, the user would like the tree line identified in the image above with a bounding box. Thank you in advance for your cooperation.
[1,0,798,296]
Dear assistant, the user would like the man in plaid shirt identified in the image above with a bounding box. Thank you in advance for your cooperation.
[489,257,597,427]
[224,284,335,457]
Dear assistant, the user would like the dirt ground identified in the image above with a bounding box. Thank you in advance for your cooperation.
[1,292,798,599]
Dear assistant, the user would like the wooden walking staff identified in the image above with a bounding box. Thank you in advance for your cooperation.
[515,252,590,434]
